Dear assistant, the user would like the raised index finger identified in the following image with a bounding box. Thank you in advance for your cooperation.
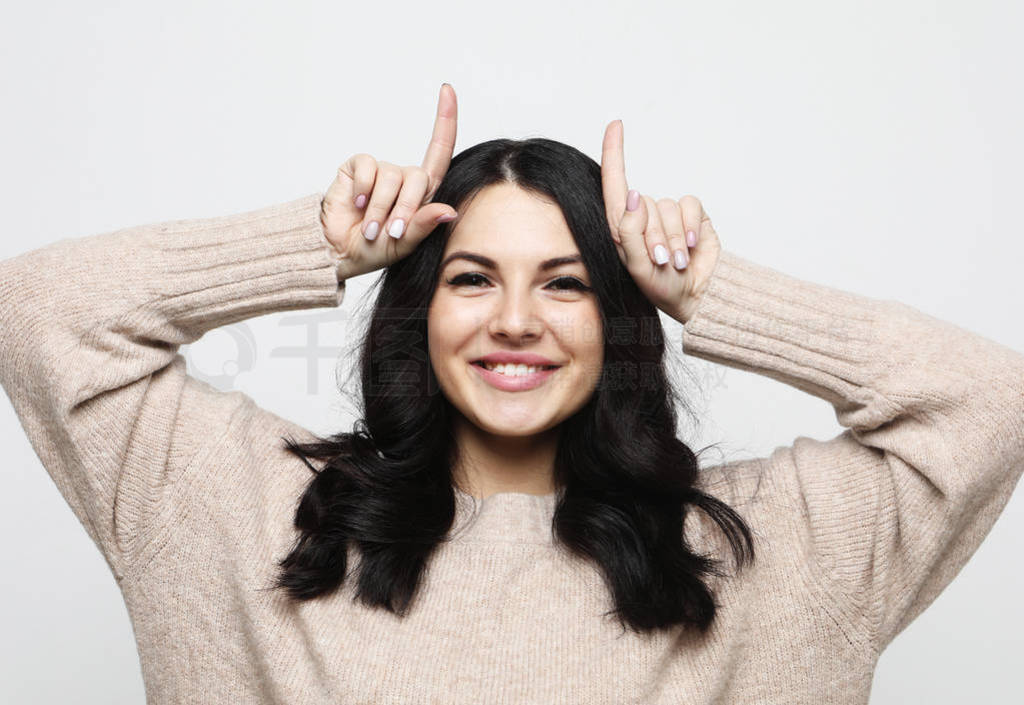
[421,83,458,194]
[601,119,628,225]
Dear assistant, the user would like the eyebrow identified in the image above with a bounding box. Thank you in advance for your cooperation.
[439,251,584,272]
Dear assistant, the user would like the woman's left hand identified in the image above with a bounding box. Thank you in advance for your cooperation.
[601,120,720,325]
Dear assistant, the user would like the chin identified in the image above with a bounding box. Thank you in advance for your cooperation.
[468,410,561,439]
[475,419,550,438]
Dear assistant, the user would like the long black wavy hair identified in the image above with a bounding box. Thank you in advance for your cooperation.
[269,136,757,636]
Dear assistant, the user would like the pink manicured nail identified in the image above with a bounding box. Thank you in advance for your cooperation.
[354,193,367,209]
[686,230,697,247]
[435,211,457,223]
[626,189,640,212]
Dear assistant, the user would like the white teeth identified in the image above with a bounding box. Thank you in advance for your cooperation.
[480,362,551,376]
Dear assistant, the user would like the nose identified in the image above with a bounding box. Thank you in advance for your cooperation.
[486,286,544,342]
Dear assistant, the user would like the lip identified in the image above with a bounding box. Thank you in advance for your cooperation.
[472,352,562,367]
[470,361,561,392]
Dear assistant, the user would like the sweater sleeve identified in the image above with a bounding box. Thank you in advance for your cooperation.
[0,192,345,581]
[680,249,1024,653]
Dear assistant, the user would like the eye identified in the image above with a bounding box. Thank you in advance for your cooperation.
[446,272,490,287]
[546,276,592,292]
[444,272,592,292]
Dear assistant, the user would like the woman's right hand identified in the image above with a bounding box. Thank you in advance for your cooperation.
[320,83,460,282]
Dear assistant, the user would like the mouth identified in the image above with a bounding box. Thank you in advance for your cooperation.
[471,360,561,375]
[469,360,563,391]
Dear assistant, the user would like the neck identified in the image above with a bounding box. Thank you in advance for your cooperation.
[451,413,559,499]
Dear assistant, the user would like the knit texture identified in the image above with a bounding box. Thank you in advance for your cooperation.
[1,193,1022,704]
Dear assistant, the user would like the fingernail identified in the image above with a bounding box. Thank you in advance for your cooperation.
[626,189,640,212]
[674,250,688,269]
[435,211,457,223]
[354,193,367,209]
[364,221,379,240]
[654,244,669,265]
[388,219,405,238]
[686,230,697,247]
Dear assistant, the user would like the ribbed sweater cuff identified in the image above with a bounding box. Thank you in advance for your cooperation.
[133,192,346,339]
[679,249,883,413]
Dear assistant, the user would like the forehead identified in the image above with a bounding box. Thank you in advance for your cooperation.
[445,183,577,255]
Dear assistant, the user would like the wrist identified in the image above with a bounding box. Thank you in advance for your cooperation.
[675,286,709,326]
[319,203,348,283]
[675,303,696,326]
[326,246,349,283]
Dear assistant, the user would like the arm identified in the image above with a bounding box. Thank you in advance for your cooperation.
[0,193,345,581]
[680,249,1024,652]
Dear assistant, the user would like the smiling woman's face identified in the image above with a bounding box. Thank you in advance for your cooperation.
[427,182,605,439]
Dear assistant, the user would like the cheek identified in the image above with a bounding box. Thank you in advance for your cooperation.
[553,308,603,359]
[550,309,604,392]
[427,298,483,367]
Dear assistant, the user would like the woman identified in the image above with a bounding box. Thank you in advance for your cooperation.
[1,83,1021,703]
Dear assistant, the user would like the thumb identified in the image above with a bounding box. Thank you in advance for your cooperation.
[615,189,649,269]
[402,202,458,244]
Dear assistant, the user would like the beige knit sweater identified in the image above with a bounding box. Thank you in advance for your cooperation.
[1,192,1022,704]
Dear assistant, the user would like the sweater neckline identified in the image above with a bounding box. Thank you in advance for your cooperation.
[450,486,558,544]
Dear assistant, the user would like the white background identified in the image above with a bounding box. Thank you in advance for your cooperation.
[1,0,1022,701]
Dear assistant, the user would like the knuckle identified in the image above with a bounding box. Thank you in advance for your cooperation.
[365,200,389,216]
[378,162,402,180]
[404,165,428,182]
[342,154,371,172]
[394,196,419,212]
[353,153,376,172]
[429,135,453,152]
